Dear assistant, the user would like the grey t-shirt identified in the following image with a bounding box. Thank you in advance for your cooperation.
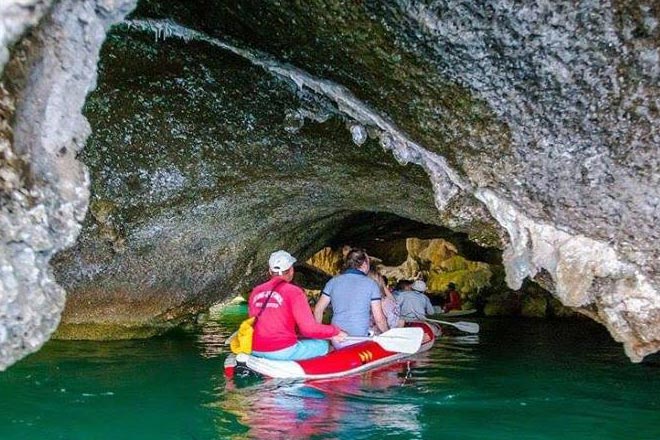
[322,269,381,336]
[397,291,434,320]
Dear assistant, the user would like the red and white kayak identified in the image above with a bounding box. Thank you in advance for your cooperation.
[224,321,438,380]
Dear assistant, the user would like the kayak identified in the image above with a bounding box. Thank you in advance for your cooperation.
[431,308,477,318]
[224,321,438,380]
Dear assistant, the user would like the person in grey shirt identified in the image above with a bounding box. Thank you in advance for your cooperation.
[391,279,413,301]
[397,280,434,321]
[314,248,389,347]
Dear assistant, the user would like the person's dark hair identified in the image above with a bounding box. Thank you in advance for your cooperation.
[395,279,413,291]
[344,248,368,270]
[448,282,456,289]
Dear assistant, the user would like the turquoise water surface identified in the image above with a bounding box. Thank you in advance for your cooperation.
[1,305,658,439]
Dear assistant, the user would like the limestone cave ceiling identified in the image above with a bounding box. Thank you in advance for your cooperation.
[0,0,658,369]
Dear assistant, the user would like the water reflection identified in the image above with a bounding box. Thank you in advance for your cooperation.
[199,307,484,438]
[214,363,425,439]
[3,317,658,440]
[196,303,247,358]
[446,334,480,345]
[197,320,234,358]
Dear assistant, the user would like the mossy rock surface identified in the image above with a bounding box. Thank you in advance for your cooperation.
[521,295,548,318]
[53,323,164,340]
[484,294,520,317]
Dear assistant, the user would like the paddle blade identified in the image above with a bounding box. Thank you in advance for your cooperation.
[373,327,424,354]
[453,321,480,334]
[425,318,480,334]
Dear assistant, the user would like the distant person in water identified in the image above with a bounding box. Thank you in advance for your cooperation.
[314,248,389,347]
[443,283,462,312]
[391,279,413,300]
[397,279,434,321]
[249,250,347,361]
[367,269,404,331]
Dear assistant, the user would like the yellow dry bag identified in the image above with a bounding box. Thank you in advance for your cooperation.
[230,317,256,354]
[229,280,284,355]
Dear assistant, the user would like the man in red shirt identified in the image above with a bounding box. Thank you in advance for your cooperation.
[250,250,347,360]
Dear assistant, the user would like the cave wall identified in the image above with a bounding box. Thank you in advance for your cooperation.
[121,1,659,361]
[51,30,441,339]
[0,0,137,370]
[0,0,658,368]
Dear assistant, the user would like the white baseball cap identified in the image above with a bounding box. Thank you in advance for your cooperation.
[411,280,427,292]
[268,250,297,274]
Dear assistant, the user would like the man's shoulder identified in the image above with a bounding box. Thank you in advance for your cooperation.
[253,279,301,294]
[363,276,378,285]
[411,291,426,300]
[338,273,378,288]
[327,272,355,285]
[397,293,411,302]
[322,274,338,290]
[251,280,271,294]
[277,280,303,293]
[346,272,377,286]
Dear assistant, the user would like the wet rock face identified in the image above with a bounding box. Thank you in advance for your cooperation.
[0,0,658,367]
[52,31,439,338]
[125,1,658,359]
[0,1,52,70]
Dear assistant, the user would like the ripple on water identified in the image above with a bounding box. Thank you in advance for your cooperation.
[207,326,487,439]
[4,316,656,439]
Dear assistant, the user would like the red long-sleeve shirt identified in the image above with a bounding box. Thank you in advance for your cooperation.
[249,277,340,352]
[445,290,462,311]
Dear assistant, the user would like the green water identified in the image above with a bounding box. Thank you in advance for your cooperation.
[1,305,658,439]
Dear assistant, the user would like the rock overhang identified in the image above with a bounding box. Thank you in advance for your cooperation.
[0,0,658,368]
[52,22,450,340]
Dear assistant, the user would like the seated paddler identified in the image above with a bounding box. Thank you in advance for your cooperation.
[314,248,389,348]
[249,250,347,361]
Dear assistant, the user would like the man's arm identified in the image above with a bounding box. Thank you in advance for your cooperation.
[371,301,389,333]
[314,294,331,323]
[292,292,339,338]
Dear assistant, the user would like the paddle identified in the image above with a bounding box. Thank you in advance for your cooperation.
[343,327,424,354]
[224,330,238,345]
[425,318,480,334]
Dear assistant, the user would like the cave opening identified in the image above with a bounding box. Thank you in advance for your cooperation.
[293,211,561,320]
[3,3,660,436]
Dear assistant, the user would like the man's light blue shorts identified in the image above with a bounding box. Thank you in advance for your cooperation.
[252,339,329,361]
